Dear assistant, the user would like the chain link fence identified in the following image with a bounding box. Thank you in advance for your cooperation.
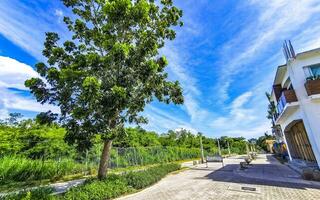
[0,146,207,183]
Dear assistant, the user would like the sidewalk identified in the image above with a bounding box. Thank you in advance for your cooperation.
[235,154,320,186]
[117,154,320,200]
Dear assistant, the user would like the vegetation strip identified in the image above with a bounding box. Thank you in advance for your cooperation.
[1,163,181,200]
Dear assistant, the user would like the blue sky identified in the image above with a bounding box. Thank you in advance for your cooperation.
[1,0,320,138]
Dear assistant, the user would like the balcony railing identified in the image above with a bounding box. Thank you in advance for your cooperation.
[276,89,298,116]
[305,79,320,96]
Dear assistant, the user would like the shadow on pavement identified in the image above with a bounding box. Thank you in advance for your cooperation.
[192,163,320,190]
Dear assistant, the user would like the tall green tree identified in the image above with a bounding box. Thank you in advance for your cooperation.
[265,92,277,127]
[25,0,183,179]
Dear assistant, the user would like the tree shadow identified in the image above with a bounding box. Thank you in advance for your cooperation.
[190,163,320,190]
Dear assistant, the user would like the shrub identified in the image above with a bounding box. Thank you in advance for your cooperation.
[62,163,181,200]
[1,187,55,200]
[124,163,180,189]
[64,174,132,200]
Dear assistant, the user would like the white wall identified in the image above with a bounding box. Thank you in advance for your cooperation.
[286,54,320,167]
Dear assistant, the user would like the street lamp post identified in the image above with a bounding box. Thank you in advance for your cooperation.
[199,133,205,163]
[217,139,222,156]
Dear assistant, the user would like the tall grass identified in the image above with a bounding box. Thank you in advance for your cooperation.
[0,146,200,184]
[107,146,202,168]
[0,156,85,183]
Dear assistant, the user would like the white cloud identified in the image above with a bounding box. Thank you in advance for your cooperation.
[0,87,59,113]
[55,9,64,23]
[55,9,63,17]
[0,1,69,59]
[0,98,9,119]
[141,105,195,134]
[0,56,40,89]
[230,91,252,109]
[162,43,211,125]
[205,0,320,138]
[210,90,269,138]
[0,56,59,117]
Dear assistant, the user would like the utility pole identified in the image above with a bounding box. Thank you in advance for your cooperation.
[199,133,205,163]
[227,141,231,156]
[217,138,221,156]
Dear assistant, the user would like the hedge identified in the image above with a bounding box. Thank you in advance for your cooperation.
[64,163,181,199]
[2,163,181,200]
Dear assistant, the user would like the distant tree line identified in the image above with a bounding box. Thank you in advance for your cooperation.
[0,113,250,159]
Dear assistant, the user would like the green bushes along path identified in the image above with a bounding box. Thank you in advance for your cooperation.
[64,163,181,200]
[2,163,181,200]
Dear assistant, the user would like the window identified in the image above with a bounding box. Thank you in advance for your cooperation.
[303,64,320,79]
[310,64,320,76]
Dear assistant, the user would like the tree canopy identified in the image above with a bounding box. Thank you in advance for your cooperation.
[25,0,184,179]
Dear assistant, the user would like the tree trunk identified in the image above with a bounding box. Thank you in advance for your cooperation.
[98,140,113,180]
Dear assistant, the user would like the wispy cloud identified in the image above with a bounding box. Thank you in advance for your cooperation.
[55,9,64,23]
[142,105,192,134]
[0,0,69,59]
[2,0,320,139]
[210,88,270,138]
[214,0,320,103]
[0,87,59,113]
[162,44,210,124]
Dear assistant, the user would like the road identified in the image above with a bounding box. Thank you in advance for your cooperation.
[116,154,320,200]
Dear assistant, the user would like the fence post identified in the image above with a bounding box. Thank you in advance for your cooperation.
[85,149,88,176]
[116,147,119,168]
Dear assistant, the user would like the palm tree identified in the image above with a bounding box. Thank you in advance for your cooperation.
[265,92,277,127]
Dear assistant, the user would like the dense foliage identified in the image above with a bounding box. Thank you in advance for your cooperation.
[216,136,248,155]
[0,120,75,159]
[0,117,200,184]
[256,133,275,152]
[1,187,55,200]
[0,114,249,185]
[0,116,249,159]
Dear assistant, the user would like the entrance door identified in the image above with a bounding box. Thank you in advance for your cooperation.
[285,121,316,162]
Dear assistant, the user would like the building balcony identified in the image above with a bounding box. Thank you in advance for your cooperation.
[305,79,320,98]
[274,90,299,124]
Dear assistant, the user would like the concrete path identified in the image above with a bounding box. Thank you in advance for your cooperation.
[51,178,86,195]
[117,154,320,200]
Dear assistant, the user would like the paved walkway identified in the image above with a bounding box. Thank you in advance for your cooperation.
[117,154,320,200]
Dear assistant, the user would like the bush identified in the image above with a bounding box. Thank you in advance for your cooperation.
[64,174,131,200]
[62,163,181,200]
[125,163,181,189]
[1,187,55,200]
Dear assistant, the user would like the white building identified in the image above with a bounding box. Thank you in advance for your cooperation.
[271,43,320,168]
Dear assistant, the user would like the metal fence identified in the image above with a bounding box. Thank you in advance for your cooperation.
[83,146,203,169]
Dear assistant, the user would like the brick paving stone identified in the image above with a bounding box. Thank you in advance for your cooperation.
[117,154,320,200]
